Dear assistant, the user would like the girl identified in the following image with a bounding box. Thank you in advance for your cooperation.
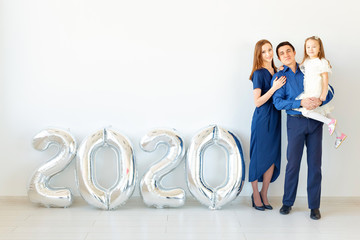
[297,36,346,148]
[249,40,286,210]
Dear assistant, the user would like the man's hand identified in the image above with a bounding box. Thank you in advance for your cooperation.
[301,97,322,110]
[310,97,322,107]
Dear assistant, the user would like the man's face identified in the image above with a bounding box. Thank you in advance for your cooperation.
[278,45,296,66]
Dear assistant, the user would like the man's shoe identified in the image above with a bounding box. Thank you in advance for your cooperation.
[310,208,321,220]
[279,205,292,215]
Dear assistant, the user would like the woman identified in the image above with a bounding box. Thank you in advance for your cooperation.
[249,40,286,210]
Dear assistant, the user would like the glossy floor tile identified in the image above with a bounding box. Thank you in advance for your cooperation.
[0,196,359,240]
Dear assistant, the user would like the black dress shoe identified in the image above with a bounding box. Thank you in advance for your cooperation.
[279,205,292,215]
[251,194,265,211]
[259,192,273,210]
[310,208,321,220]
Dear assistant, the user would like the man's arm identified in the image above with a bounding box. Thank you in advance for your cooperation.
[272,75,301,111]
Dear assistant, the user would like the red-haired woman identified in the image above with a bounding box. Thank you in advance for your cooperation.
[249,40,286,210]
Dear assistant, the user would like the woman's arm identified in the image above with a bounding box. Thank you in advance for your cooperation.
[254,76,286,107]
[319,72,329,101]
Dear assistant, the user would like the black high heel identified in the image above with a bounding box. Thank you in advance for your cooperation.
[251,194,265,211]
[259,192,273,210]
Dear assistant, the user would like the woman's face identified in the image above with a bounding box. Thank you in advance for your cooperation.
[261,43,273,64]
[306,39,320,59]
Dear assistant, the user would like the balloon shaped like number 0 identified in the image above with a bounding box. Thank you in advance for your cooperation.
[76,128,136,210]
[186,125,245,209]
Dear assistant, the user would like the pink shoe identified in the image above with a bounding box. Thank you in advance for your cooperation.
[335,133,347,149]
[328,119,337,136]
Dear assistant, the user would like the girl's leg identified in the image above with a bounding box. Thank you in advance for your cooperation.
[333,129,340,138]
[302,111,332,125]
[251,180,262,206]
[327,114,347,148]
[303,111,338,135]
[327,114,340,137]
[260,164,274,205]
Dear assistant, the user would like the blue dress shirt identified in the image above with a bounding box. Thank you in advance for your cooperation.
[272,63,334,115]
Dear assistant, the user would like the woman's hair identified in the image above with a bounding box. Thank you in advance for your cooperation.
[249,39,276,80]
[301,36,331,66]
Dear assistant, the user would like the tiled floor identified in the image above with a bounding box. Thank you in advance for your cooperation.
[0,196,359,240]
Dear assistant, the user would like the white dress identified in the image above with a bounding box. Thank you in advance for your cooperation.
[297,58,334,115]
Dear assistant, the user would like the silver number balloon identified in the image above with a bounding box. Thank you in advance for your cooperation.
[140,129,186,208]
[76,128,136,210]
[186,125,245,209]
[28,128,77,208]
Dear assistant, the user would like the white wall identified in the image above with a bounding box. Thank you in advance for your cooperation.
[1,0,359,198]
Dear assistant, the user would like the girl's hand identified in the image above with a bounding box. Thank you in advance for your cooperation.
[272,76,286,90]
[278,65,285,71]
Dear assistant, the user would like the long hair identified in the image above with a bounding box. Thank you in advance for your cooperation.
[249,39,276,80]
[301,36,331,67]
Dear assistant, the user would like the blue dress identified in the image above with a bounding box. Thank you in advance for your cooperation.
[249,68,281,183]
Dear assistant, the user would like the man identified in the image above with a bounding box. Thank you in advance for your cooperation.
[272,41,334,220]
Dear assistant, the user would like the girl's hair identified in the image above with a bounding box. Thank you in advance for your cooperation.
[249,39,276,80]
[301,36,331,67]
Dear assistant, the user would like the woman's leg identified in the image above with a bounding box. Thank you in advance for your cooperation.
[251,180,262,206]
[260,164,275,205]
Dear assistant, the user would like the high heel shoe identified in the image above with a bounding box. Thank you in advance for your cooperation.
[251,194,265,211]
[259,192,273,210]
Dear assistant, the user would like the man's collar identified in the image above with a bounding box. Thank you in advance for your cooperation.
[283,63,299,72]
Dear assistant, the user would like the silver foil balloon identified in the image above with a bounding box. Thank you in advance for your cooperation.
[76,128,136,210]
[186,125,245,210]
[140,128,186,208]
[28,128,77,208]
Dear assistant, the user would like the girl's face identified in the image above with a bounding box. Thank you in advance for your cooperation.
[306,39,320,59]
[261,43,273,64]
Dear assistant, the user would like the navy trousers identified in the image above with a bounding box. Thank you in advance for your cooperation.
[283,115,323,209]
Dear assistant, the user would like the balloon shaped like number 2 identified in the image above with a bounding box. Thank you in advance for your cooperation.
[140,129,186,208]
[28,128,77,208]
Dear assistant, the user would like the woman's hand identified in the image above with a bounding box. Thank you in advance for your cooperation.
[272,76,286,91]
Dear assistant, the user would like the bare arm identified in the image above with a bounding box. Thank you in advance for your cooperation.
[319,72,329,101]
[254,76,286,107]
[302,72,329,109]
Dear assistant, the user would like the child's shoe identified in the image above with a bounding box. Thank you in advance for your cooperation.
[328,119,337,136]
[335,133,347,149]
